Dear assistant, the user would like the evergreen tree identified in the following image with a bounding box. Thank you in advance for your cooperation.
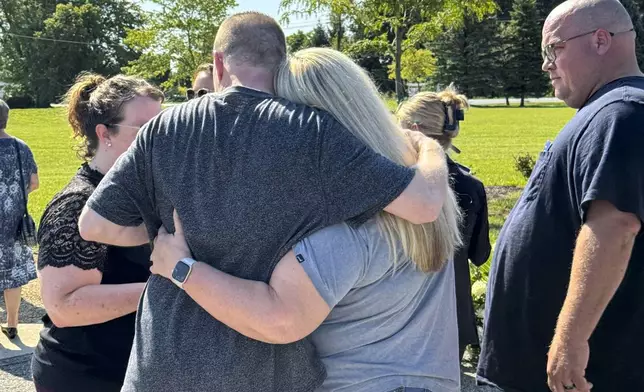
[503,0,549,106]
[432,15,503,98]
[535,0,563,19]
[621,0,644,68]
[308,24,330,47]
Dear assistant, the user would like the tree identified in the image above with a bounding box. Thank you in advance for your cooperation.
[308,24,331,47]
[432,15,504,98]
[503,0,549,106]
[328,11,345,50]
[280,0,353,51]
[621,0,644,68]
[344,19,395,93]
[356,0,497,102]
[123,0,236,90]
[286,30,311,52]
[0,0,143,107]
[388,48,436,83]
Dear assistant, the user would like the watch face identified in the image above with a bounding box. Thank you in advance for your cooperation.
[172,260,191,283]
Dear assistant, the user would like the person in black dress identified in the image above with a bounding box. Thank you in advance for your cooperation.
[398,86,491,360]
[31,73,163,392]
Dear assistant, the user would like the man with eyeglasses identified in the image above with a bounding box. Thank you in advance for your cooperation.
[477,1,644,392]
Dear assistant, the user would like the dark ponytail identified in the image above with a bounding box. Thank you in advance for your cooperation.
[63,72,164,160]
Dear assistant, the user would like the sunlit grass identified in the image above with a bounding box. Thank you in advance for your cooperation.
[8,104,574,234]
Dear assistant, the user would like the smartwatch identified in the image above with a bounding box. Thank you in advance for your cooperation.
[171,258,196,289]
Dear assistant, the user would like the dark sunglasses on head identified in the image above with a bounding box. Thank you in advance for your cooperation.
[542,28,634,63]
[444,103,464,132]
[186,88,209,100]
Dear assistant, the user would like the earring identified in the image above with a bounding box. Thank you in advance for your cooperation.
[107,142,112,147]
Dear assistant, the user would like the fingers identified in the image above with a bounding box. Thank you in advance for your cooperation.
[548,376,562,392]
[173,209,184,236]
[571,373,591,392]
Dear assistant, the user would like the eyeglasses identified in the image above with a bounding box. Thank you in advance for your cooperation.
[186,88,209,100]
[105,123,141,131]
[542,28,634,63]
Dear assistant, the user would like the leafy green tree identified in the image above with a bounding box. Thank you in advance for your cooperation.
[344,20,395,93]
[280,0,353,50]
[286,30,311,52]
[0,0,143,106]
[123,0,236,90]
[388,48,436,83]
[356,0,497,102]
[281,0,496,102]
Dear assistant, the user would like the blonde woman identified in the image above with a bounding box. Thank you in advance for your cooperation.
[150,48,462,392]
[398,89,491,361]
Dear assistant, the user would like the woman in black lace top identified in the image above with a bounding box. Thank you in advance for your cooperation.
[32,73,164,392]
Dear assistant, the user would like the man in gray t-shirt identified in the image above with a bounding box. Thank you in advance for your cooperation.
[79,12,449,392]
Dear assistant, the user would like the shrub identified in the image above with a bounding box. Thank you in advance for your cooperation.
[514,152,536,179]
[5,95,35,109]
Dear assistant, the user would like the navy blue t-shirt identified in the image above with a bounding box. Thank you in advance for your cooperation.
[477,77,644,391]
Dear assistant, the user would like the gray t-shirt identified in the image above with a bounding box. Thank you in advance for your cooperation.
[86,87,415,392]
[294,219,460,392]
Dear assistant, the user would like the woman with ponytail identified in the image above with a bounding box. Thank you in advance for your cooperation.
[31,73,163,392]
[398,86,492,361]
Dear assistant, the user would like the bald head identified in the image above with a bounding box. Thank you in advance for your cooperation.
[542,0,641,108]
[546,0,633,37]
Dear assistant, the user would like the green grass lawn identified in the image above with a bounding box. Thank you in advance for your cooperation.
[7,105,575,260]
[455,105,573,186]
[9,108,76,226]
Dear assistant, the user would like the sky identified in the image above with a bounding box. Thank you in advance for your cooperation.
[233,0,325,33]
[141,0,326,34]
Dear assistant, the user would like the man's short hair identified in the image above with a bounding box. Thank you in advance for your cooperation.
[0,99,9,130]
[214,12,286,71]
[194,63,214,80]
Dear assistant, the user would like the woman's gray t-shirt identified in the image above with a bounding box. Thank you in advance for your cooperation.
[294,218,460,392]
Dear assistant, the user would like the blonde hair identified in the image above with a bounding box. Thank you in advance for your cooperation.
[275,48,462,272]
[397,86,469,150]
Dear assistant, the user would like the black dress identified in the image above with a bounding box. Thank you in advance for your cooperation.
[448,157,491,358]
[31,164,151,392]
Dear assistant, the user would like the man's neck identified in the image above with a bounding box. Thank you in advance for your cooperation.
[227,68,275,95]
[0,129,9,138]
[587,63,644,102]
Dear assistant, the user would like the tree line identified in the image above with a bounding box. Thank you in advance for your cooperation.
[2,0,644,107]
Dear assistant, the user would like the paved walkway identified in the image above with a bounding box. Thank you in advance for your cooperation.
[0,324,498,392]
[0,324,39,392]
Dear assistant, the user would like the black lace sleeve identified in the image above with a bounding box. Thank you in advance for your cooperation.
[38,192,108,272]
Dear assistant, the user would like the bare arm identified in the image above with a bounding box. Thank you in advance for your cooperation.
[547,200,641,391]
[39,265,145,328]
[149,211,331,344]
[79,206,149,247]
[384,132,448,224]
[184,253,329,344]
[28,173,39,193]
